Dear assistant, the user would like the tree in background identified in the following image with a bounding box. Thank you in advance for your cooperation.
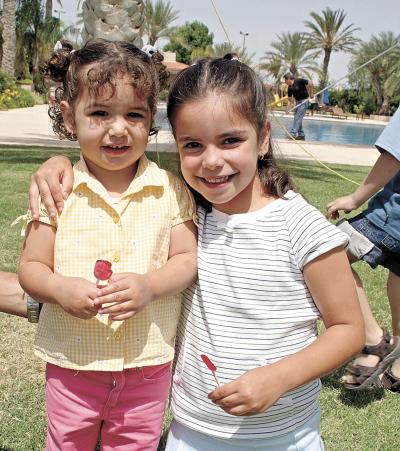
[164,20,213,64]
[143,0,178,46]
[349,31,400,115]
[260,32,320,82]
[208,42,254,66]
[305,7,359,92]
[81,0,144,45]
[15,0,62,90]
[45,0,62,19]
[1,0,16,76]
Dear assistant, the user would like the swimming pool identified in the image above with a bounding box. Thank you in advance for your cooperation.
[269,115,384,146]
[154,108,385,146]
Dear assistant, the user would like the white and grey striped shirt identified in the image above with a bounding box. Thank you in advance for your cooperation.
[171,191,348,439]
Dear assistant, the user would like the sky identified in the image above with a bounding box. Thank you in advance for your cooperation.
[59,0,400,84]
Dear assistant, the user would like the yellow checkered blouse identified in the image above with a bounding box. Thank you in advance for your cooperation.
[30,155,195,371]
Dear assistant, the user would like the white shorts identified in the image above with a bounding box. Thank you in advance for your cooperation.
[165,409,324,451]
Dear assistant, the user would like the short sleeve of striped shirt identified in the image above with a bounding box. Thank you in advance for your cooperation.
[283,193,349,269]
[167,173,196,227]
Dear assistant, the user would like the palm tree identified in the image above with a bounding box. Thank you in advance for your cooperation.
[143,0,178,46]
[260,32,320,82]
[15,0,62,89]
[1,0,16,76]
[305,7,360,90]
[208,42,254,66]
[350,32,400,115]
[45,0,63,19]
[81,0,144,45]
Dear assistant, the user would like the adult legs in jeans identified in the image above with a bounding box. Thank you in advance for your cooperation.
[343,257,400,386]
[290,101,308,138]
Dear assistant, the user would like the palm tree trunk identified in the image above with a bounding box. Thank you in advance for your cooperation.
[45,0,53,19]
[1,0,17,77]
[372,76,383,114]
[31,35,40,90]
[379,93,391,116]
[320,48,331,92]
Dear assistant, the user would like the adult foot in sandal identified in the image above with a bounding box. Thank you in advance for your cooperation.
[342,329,400,390]
[379,364,400,392]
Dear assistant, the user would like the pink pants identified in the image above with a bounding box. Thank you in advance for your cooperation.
[45,361,172,451]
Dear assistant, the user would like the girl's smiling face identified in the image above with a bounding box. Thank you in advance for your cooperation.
[61,73,151,190]
[174,93,271,215]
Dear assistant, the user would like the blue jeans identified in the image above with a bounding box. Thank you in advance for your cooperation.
[290,100,308,138]
[349,213,400,276]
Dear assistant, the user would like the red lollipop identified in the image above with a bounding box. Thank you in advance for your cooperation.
[94,260,113,285]
[200,354,220,386]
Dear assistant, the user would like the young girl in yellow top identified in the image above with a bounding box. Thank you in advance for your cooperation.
[18,40,197,450]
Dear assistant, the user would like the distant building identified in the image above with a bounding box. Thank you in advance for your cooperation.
[163,51,188,85]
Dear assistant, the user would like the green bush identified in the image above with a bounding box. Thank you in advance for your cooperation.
[0,70,17,93]
[0,87,35,109]
[31,91,46,105]
[17,79,33,85]
[159,89,169,102]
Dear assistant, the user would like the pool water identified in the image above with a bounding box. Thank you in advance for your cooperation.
[270,115,385,146]
[154,108,385,147]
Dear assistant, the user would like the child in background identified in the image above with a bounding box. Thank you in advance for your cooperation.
[18,40,197,451]
[327,107,400,391]
[25,57,363,450]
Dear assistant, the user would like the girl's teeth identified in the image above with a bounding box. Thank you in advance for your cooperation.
[205,176,229,183]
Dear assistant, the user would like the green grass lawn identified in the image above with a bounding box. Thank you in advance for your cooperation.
[1,145,399,450]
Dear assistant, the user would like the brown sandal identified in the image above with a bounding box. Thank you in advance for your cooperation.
[378,367,400,392]
[343,330,400,391]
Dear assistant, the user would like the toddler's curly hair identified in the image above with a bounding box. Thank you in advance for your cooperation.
[42,39,169,140]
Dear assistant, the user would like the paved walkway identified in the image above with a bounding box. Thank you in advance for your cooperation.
[0,104,380,166]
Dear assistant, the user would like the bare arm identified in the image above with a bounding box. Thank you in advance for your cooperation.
[94,219,198,320]
[19,222,98,319]
[29,155,74,220]
[147,219,198,297]
[326,151,400,219]
[209,247,364,416]
[269,247,364,390]
[0,272,27,317]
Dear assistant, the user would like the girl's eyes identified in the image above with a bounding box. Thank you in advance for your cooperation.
[89,111,144,119]
[224,137,241,145]
[184,142,201,150]
[182,137,243,151]
[128,112,145,119]
[91,110,108,117]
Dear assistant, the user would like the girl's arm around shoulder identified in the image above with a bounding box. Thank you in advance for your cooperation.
[209,246,364,416]
[29,155,74,220]
[19,221,98,319]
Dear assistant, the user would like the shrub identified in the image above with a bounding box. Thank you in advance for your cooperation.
[0,70,17,93]
[158,89,169,102]
[0,87,35,109]
[31,91,46,105]
[17,79,33,85]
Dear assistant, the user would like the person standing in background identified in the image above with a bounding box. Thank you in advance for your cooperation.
[284,72,313,141]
